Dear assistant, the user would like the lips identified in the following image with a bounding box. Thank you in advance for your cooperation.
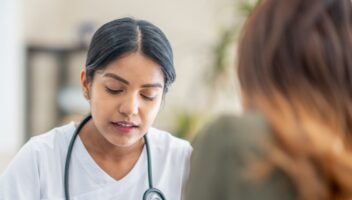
[111,121,139,133]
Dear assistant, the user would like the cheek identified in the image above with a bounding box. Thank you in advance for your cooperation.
[89,88,115,116]
[142,101,162,123]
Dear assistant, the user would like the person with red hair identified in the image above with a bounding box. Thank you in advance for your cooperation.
[185,0,352,199]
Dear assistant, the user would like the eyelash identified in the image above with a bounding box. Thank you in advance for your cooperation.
[141,95,155,101]
[105,87,155,101]
[105,87,123,94]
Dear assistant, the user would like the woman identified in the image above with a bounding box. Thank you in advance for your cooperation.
[185,0,352,199]
[0,18,192,200]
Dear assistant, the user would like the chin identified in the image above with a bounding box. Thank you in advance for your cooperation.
[108,137,140,148]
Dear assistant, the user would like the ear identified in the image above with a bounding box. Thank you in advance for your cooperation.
[80,69,90,100]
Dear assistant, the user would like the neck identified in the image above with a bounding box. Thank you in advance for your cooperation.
[79,120,145,162]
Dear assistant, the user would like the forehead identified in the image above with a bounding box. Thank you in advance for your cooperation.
[98,53,165,84]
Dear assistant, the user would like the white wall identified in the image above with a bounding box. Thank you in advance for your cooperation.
[0,0,24,172]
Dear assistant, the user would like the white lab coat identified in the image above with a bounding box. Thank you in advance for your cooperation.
[0,122,192,200]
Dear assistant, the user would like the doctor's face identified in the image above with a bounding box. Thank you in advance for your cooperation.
[81,52,164,147]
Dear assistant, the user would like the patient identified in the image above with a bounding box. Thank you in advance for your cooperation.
[185,0,352,199]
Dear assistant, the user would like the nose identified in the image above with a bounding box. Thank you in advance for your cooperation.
[118,93,139,117]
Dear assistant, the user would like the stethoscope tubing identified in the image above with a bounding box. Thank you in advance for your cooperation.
[63,114,165,200]
[64,114,91,200]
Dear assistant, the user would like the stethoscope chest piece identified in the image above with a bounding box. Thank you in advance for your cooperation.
[143,188,166,200]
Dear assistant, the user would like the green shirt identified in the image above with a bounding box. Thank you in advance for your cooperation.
[184,113,296,200]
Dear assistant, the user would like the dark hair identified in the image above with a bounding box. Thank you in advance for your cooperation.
[238,0,352,199]
[85,17,175,93]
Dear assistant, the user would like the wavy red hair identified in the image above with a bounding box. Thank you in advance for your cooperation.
[238,0,352,199]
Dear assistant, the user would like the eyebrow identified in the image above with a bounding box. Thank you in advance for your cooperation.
[141,83,163,88]
[103,73,163,88]
[103,73,129,85]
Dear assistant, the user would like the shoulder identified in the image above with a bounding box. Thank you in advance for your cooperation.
[188,112,272,191]
[7,122,76,167]
[186,112,296,200]
[195,112,270,154]
[147,127,192,157]
[0,122,76,197]
[4,122,76,176]
[29,122,76,152]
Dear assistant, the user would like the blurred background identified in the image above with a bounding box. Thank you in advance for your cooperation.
[0,0,257,173]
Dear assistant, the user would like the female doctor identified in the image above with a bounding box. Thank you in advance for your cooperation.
[0,17,192,200]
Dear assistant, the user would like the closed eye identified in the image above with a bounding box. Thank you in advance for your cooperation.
[141,94,156,101]
[105,87,123,94]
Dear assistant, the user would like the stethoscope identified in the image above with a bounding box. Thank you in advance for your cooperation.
[64,114,166,200]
